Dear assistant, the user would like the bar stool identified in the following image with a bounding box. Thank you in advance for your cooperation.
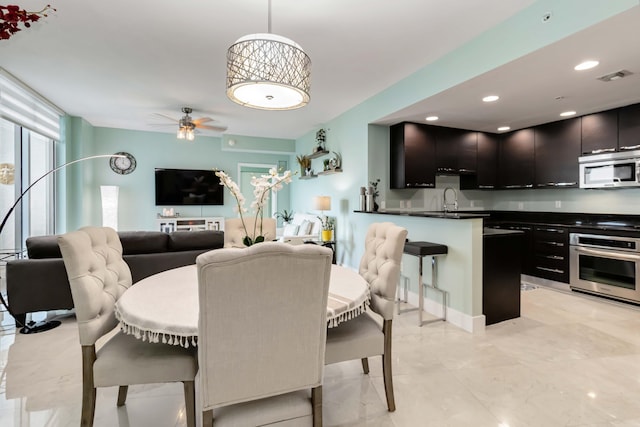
[402,241,448,326]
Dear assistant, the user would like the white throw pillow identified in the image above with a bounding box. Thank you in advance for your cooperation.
[297,220,312,236]
[282,223,299,236]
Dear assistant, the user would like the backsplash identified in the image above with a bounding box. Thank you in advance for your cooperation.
[383,175,640,215]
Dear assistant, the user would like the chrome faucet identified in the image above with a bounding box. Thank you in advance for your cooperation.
[443,187,458,213]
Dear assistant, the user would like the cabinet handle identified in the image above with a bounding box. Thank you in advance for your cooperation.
[509,226,532,231]
[588,148,616,154]
[504,184,533,189]
[537,227,565,233]
[545,255,564,260]
[620,145,640,151]
[536,266,564,274]
[458,168,476,173]
[478,185,494,189]
[554,182,577,187]
[542,241,564,247]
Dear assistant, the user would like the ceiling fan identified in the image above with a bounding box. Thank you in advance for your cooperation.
[150,107,228,140]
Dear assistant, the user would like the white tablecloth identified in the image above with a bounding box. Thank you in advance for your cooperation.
[114,264,370,347]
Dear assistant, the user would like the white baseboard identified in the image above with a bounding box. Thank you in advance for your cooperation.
[399,289,486,333]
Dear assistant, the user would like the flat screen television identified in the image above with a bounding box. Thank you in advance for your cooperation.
[155,168,224,206]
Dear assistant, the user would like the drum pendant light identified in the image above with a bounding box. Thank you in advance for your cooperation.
[226,0,311,110]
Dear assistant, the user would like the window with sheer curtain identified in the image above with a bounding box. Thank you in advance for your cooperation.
[0,69,62,252]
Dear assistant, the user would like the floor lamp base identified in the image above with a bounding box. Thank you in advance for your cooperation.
[19,320,62,334]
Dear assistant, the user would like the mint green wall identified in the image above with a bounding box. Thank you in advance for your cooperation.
[292,0,638,258]
[290,0,639,317]
[61,121,293,232]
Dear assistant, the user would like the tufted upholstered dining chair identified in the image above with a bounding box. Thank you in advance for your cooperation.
[57,226,197,427]
[196,242,333,426]
[324,222,407,412]
[224,217,277,247]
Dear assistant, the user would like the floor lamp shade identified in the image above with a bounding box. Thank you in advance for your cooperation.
[101,185,119,230]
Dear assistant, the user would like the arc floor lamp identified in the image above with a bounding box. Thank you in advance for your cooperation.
[0,154,125,334]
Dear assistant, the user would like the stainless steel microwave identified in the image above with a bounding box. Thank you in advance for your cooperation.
[579,149,640,188]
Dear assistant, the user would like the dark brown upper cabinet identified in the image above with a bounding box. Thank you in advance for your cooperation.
[618,103,640,152]
[534,118,581,188]
[499,129,535,189]
[435,126,477,175]
[581,109,618,155]
[461,132,498,190]
[390,122,436,189]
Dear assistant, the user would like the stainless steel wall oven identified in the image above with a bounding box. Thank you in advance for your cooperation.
[569,233,640,304]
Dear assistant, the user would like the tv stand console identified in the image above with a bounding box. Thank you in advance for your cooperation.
[157,216,224,233]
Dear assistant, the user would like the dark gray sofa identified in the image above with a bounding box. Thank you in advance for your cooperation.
[6,230,224,325]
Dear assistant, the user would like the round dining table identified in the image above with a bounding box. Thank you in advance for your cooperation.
[115,264,370,348]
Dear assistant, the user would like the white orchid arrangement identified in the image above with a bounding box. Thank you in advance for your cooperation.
[215,168,294,246]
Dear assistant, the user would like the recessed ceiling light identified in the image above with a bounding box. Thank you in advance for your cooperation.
[560,111,576,117]
[574,60,599,71]
[482,95,499,102]
[425,116,439,121]
[497,126,511,132]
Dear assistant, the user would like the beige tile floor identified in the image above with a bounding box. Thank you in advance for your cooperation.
[2,286,640,427]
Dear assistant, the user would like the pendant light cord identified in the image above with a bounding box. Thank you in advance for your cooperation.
[267,0,272,33]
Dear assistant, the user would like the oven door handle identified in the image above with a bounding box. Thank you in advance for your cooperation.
[573,246,640,261]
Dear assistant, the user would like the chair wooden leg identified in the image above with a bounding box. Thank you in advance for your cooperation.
[183,381,196,427]
[382,319,396,412]
[81,345,97,427]
[117,386,128,406]
[202,409,213,427]
[361,357,370,374]
[312,385,322,427]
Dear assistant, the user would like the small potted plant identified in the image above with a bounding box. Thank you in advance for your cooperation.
[275,209,294,225]
[296,155,311,175]
[318,216,335,242]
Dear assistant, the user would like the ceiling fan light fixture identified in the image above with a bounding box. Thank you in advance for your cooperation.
[186,127,195,141]
[177,127,186,139]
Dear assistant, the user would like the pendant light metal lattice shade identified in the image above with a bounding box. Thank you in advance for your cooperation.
[226,33,311,110]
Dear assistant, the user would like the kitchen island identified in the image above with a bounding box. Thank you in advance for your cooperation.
[355,210,488,332]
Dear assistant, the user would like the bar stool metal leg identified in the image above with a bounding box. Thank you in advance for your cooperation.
[420,255,448,326]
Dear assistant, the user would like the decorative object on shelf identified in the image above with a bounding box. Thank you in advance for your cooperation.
[315,128,326,152]
[329,151,342,170]
[109,151,136,175]
[160,207,178,218]
[0,4,56,40]
[369,178,380,211]
[0,153,125,334]
[0,162,15,184]
[359,187,366,211]
[216,168,294,246]
[225,0,310,110]
[323,159,330,171]
[275,209,294,225]
[296,154,311,175]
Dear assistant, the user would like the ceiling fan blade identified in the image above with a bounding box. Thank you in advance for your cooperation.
[150,113,179,123]
[198,124,228,132]
[147,123,176,127]
[193,117,214,125]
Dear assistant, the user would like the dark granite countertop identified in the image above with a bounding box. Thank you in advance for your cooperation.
[354,210,490,219]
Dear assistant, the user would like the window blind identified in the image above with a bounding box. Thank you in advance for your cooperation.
[0,68,64,141]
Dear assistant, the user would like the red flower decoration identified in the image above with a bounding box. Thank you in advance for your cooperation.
[0,4,55,40]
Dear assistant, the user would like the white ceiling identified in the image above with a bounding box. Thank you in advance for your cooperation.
[1,1,639,140]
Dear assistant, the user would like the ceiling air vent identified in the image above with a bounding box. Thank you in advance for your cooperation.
[597,70,633,82]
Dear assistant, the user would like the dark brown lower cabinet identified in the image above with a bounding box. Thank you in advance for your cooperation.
[483,230,523,325]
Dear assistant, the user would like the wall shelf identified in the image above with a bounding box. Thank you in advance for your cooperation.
[299,174,318,180]
[298,149,342,179]
[318,168,343,175]
[307,150,329,160]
